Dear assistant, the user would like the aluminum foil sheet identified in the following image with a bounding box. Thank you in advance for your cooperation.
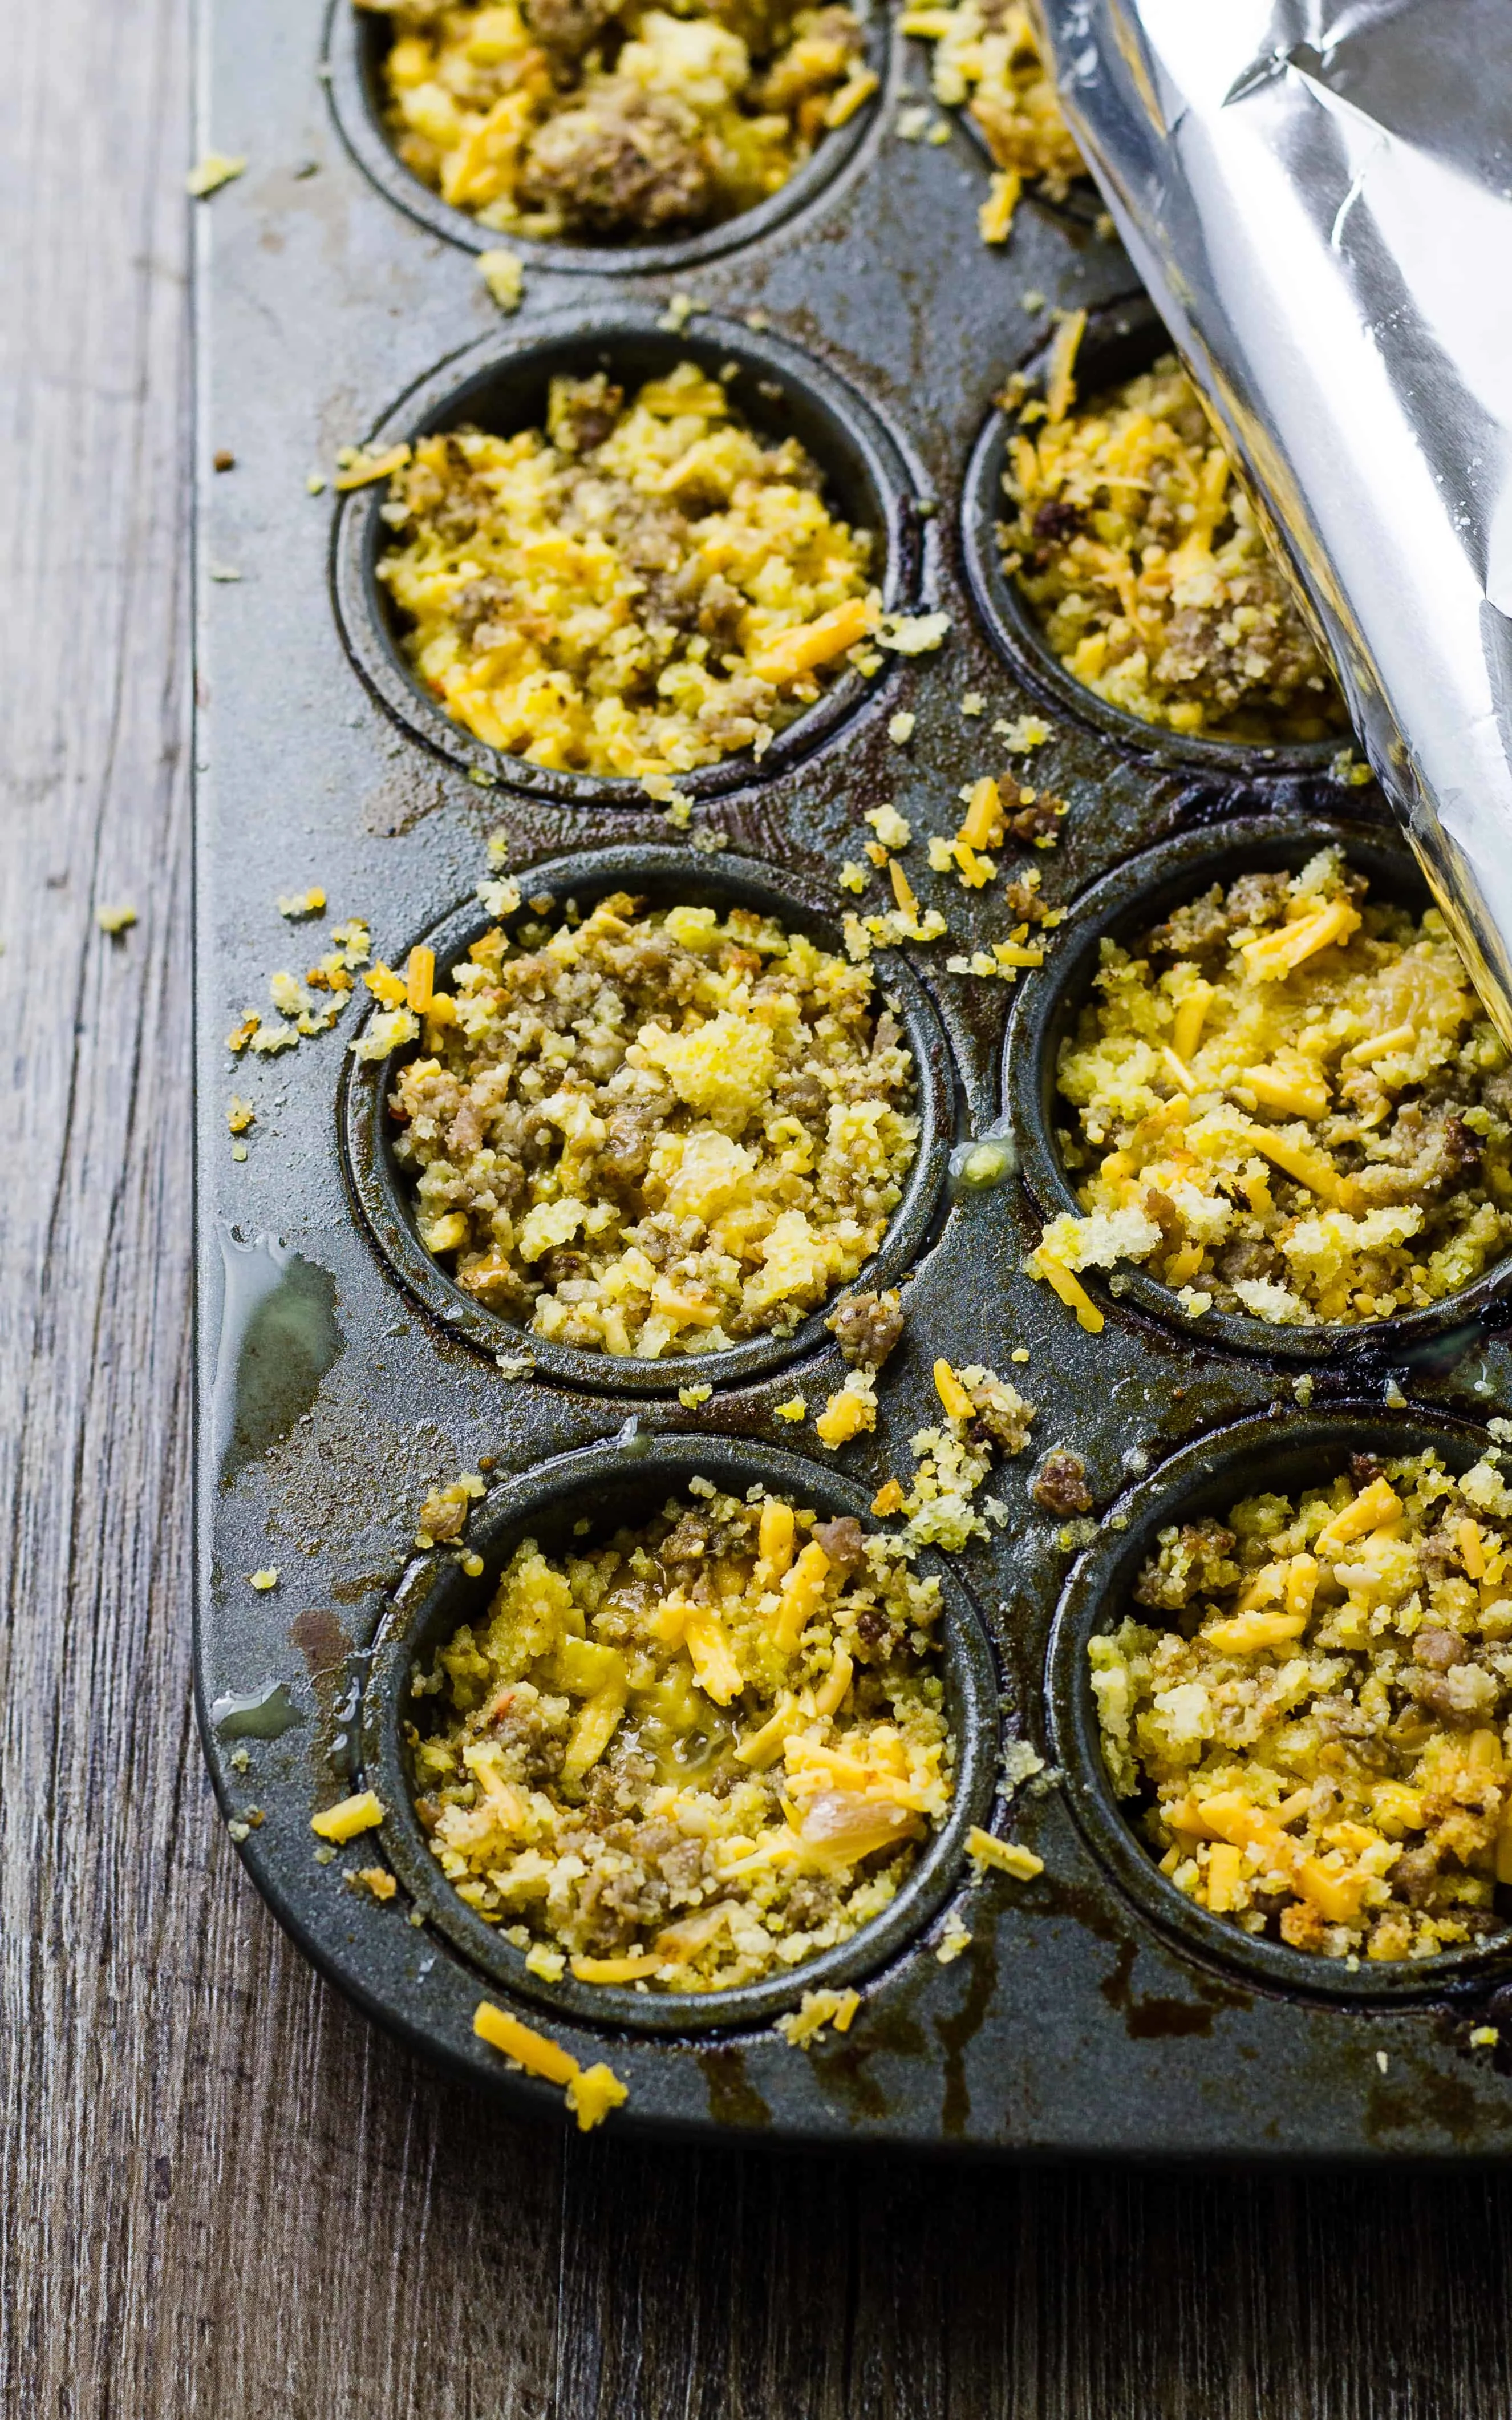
[1031,0,1512,1042]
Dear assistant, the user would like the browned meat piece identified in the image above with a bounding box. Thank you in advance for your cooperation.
[519,90,713,234]
[1416,1525,1465,1583]
[814,1515,865,1572]
[1033,498,1083,544]
[1134,1519,1237,1610]
[1145,883,1229,958]
[660,1512,714,1564]
[1215,1235,1279,1288]
[1223,870,1291,930]
[1006,788,1064,845]
[1351,1104,1487,1205]
[546,371,625,455]
[1391,1845,1440,1908]
[1141,1185,1182,1254]
[524,0,623,68]
[825,1287,905,1370]
[1349,1451,1386,1488]
[966,1382,1035,1459]
[1001,876,1051,925]
[1031,1449,1092,1516]
[1413,1628,1468,1672]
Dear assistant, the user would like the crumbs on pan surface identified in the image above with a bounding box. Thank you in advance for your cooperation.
[999,354,1348,742]
[387,889,917,1358]
[376,362,877,782]
[363,0,871,241]
[1033,848,1512,1328]
[1093,1448,1512,1961]
[410,1481,954,1990]
[901,0,1083,243]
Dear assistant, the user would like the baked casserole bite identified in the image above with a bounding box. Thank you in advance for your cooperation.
[410,1482,954,1989]
[376,362,878,781]
[388,891,918,1357]
[1092,1448,1512,1961]
[1000,356,1348,742]
[361,0,873,240]
[1033,848,1512,1329]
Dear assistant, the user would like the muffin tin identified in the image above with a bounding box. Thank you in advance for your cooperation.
[196,0,1512,2154]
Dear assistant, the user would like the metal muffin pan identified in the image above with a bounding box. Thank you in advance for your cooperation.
[194,0,1512,2155]
[341,843,956,1389]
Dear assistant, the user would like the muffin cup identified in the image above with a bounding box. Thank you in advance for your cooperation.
[359,1432,1000,2034]
[325,0,888,275]
[340,843,956,1389]
[1047,1402,1512,2004]
[1004,811,1512,1365]
[331,305,923,804]
[959,294,1347,779]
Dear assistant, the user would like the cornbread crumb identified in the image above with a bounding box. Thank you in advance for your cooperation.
[905,0,1081,223]
[415,1485,954,1993]
[899,1362,1032,1551]
[1093,1449,1512,1960]
[378,363,876,782]
[95,904,137,935]
[350,1866,398,1902]
[679,1382,713,1409]
[372,0,866,242]
[478,248,524,311]
[966,1826,1043,1879]
[1471,2025,1501,2048]
[776,1985,862,2043]
[1040,852,1512,1326]
[959,691,985,717]
[1001,357,1347,741]
[277,887,327,918]
[864,803,911,850]
[875,610,950,657]
[249,1568,279,1591]
[226,1097,254,1134]
[775,1395,808,1421]
[994,712,1052,751]
[887,711,916,744]
[935,1910,972,1961]
[311,1790,386,1843]
[390,892,917,1359]
[187,151,246,197]
[416,1471,486,1549]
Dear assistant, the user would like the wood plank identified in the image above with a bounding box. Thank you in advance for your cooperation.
[9,0,1512,2411]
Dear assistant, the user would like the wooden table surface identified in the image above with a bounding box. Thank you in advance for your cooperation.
[7,2,1512,2413]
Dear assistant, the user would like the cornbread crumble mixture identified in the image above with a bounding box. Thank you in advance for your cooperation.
[378,363,877,780]
[1036,850,1512,1328]
[1001,358,1348,741]
[363,0,869,240]
[905,0,1081,198]
[411,1483,954,1989]
[1092,1450,1512,1961]
[391,893,918,1356]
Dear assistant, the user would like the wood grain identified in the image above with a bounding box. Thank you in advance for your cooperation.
[6,0,1512,2411]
